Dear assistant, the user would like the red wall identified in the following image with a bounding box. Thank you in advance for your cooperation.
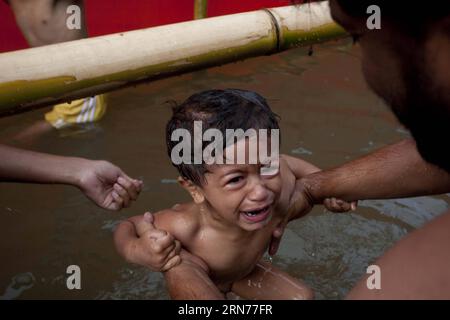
[0,0,292,53]
[0,0,29,52]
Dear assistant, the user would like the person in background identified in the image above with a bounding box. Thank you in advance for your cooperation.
[2,1,182,273]
[6,0,107,145]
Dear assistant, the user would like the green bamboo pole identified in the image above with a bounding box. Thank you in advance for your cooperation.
[0,1,346,116]
[194,0,208,19]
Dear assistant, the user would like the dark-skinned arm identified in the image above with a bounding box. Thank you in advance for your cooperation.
[269,139,450,256]
[301,139,450,203]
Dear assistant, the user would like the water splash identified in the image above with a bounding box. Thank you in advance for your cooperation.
[160,179,178,184]
[0,272,35,300]
[291,147,313,155]
[101,219,122,232]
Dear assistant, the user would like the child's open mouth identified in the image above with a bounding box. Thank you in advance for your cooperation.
[240,205,271,223]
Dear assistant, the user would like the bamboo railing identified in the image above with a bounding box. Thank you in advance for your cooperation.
[0,1,346,116]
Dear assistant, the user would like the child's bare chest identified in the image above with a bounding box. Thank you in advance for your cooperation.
[188,214,284,290]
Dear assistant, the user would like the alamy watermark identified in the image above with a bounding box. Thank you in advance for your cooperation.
[366,5,381,30]
[66,5,81,30]
[170,121,280,174]
[366,264,381,290]
[66,264,81,290]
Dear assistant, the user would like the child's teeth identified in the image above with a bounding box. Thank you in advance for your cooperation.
[245,207,267,216]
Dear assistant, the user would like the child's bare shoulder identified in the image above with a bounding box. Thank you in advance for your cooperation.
[279,154,295,173]
[275,155,297,212]
[279,155,296,184]
[153,203,201,244]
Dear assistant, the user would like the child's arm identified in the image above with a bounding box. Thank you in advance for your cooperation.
[115,212,224,299]
[281,154,357,214]
[281,154,321,178]
[269,155,357,255]
[114,213,181,272]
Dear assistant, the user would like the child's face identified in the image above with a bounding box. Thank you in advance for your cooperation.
[200,137,281,232]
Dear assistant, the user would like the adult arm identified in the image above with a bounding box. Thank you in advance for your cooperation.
[269,139,450,255]
[301,139,450,203]
[0,143,142,210]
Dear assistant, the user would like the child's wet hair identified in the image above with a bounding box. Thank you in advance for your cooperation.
[166,89,280,186]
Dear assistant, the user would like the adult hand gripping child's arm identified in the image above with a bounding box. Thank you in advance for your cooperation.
[269,155,357,255]
[114,212,181,272]
[114,212,224,299]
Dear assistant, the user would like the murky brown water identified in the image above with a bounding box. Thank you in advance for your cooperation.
[0,38,448,299]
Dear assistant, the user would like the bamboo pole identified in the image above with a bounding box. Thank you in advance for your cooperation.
[194,0,208,19]
[0,1,346,116]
